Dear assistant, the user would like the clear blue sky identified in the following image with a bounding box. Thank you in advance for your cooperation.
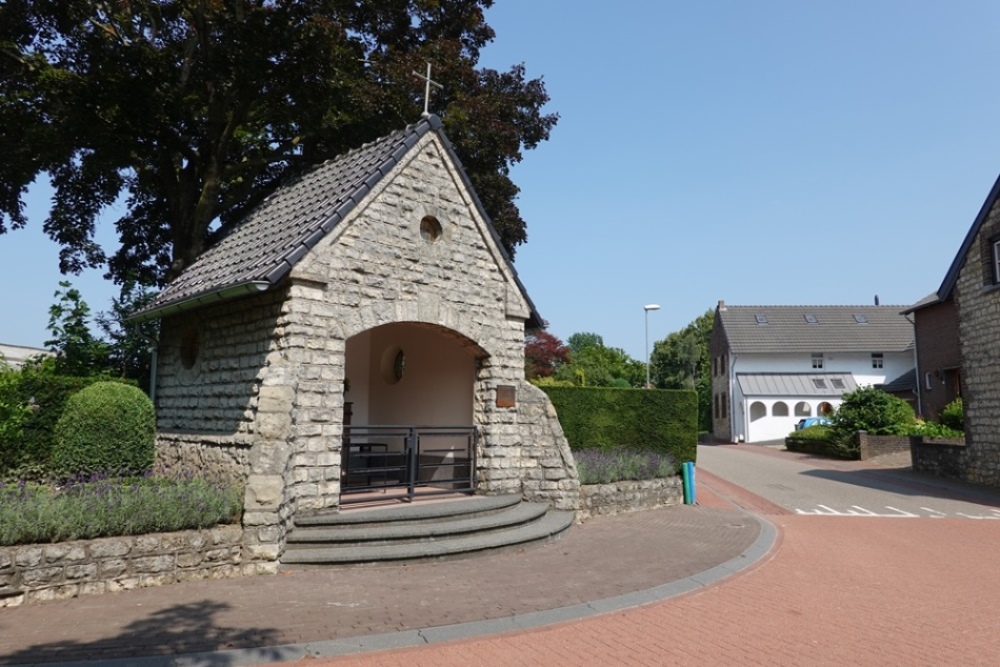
[3,0,999,362]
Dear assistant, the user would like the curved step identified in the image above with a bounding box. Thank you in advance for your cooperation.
[294,494,522,527]
[286,502,549,546]
[281,510,575,565]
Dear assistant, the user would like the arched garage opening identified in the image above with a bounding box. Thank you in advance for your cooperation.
[342,322,487,503]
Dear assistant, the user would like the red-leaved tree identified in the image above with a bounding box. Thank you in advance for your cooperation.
[525,331,570,379]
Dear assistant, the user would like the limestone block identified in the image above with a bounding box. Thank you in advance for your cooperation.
[21,567,63,586]
[243,511,280,527]
[80,581,106,597]
[44,545,86,564]
[134,535,162,555]
[133,555,174,574]
[0,551,11,571]
[14,548,43,568]
[65,563,99,581]
[140,573,175,588]
[100,559,129,577]
[176,552,204,568]
[245,475,285,510]
[107,577,141,593]
[257,412,291,440]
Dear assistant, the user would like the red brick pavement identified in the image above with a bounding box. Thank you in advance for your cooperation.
[0,499,760,665]
[300,489,1000,666]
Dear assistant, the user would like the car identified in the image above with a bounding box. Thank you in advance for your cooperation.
[795,417,831,430]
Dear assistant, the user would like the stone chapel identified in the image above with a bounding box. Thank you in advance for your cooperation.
[132,115,580,568]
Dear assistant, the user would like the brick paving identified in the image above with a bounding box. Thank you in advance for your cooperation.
[0,499,760,665]
[307,482,1000,667]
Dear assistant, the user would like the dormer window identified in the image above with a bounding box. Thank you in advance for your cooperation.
[755,314,768,324]
[854,314,868,324]
[804,314,818,324]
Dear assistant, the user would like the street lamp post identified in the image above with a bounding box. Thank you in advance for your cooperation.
[644,304,661,388]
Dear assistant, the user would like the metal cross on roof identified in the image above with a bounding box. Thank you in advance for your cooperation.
[412,62,443,118]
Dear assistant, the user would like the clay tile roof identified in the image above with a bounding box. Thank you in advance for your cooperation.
[133,116,542,328]
[717,305,914,354]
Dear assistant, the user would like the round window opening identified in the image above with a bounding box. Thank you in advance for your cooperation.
[420,215,442,244]
[380,346,406,384]
[180,327,200,370]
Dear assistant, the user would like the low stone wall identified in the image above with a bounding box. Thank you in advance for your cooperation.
[857,432,911,460]
[578,476,683,521]
[0,525,249,608]
[911,436,968,480]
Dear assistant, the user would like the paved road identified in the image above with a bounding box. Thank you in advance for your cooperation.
[287,446,1000,667]
[697,443,1000,519]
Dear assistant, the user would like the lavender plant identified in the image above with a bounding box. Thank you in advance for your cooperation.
[575,448,679,485]
[0,471,242,546]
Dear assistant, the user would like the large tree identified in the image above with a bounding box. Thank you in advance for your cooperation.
[650,309,714,431]
[0,0,556,286]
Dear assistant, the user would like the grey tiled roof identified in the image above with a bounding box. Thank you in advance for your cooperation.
[901,291,943,315]
[718,305,914,354]
[737,372,858,397]
[134,115,542,328]
[879,368,917,394]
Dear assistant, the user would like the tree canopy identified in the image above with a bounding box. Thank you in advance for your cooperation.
[0,0,557,286]
[524,330,569,380]
[650,309,714,430]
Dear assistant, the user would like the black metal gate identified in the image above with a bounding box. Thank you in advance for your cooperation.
[341,425,477,504]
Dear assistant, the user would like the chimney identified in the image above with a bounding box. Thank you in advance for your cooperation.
[874,294,880,306]
[718,299,727,311]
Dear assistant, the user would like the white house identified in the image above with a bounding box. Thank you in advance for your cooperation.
[709,301,915,443]
[0,343,50,369]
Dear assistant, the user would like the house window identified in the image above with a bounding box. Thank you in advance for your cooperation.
[811,353,824,369]
[721,392,727,418]
[773,401,789,417]
[804,314,818,324]
[831,378,846,390]
[925,372,933,391]
[794,402,811,416]
[812,378,828,389]
[871,353,884,369]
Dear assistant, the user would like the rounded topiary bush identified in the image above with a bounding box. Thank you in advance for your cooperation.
[52,381,155,477]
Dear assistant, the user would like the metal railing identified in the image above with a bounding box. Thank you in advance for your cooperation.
[341,425,477,503]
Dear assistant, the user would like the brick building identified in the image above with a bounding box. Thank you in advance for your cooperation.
[923,172,1000,486]
[900,292,961,421]
[133,116,580,568]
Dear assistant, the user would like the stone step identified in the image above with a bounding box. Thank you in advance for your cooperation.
[292,493,522,528]
[280,509,575,566]
[285,501,550,546]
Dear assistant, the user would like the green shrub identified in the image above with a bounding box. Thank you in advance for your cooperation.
[0,360,112,477]
[938,398,964,432]
[831,386,915,436]
[910,420,963,439]
[52,382,155,477]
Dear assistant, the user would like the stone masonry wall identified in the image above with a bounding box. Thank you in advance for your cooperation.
[911,437,968,480]
[287,133,577,509]
[0,525,244,608]
[578,477,683,521]
[953,199,1000,487]
[517,381,580,511]
[154,287,296,570]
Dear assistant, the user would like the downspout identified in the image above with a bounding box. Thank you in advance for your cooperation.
[728,353,740,442]
[142,334,159,407]
[903,313,921,417]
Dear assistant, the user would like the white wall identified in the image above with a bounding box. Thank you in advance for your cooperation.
[729,351,912,443]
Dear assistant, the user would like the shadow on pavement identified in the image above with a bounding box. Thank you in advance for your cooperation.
[798,467,1000,509]
[0,600,285,666]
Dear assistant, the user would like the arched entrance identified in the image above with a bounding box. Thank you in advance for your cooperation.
[341,322,487,504]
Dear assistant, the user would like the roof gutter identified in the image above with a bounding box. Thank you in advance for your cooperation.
[128,281,271,323]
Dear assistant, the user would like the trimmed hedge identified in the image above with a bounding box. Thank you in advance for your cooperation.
[52,382,155,477]
[0,369,106,475]
[541,386,697,467]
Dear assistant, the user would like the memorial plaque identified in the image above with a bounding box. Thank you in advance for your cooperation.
[496,385,516,407]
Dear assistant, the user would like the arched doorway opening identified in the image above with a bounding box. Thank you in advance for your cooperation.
[341,322,487,503]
